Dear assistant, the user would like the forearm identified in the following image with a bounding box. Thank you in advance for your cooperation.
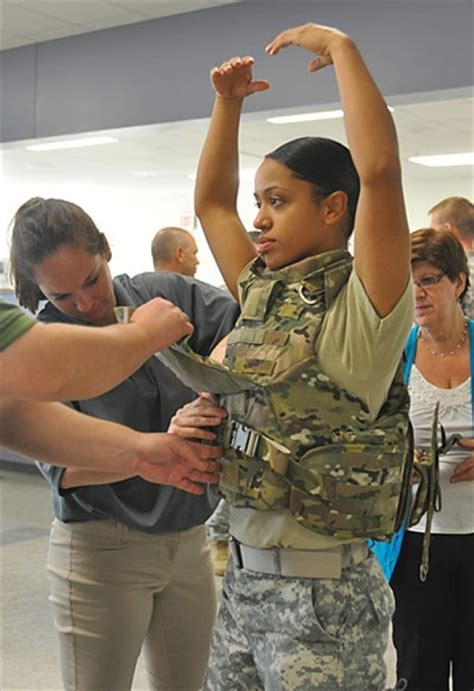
[195,96,243,216]
[0,397,140,474]
[60,467,133,488]
[331,37,400,182]
[195,96,256,295]
[0,321,155,401]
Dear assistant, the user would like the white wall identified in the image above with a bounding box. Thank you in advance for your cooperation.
[1,159,472,298]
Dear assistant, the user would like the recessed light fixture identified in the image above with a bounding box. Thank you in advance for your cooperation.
[409,152,474,167]
[267,107,394,125]
[267,110,344,125]
[26,136,118,152]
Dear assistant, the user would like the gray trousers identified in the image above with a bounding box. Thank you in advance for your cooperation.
[205,550,394,691]
[205,499,230,542]
[47,519,217,691]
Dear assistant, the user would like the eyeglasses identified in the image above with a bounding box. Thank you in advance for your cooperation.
[412,272,445,290]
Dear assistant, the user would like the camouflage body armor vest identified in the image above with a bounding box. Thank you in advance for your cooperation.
[159,250,413,540]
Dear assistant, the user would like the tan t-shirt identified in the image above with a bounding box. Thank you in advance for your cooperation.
[230,270,414,550]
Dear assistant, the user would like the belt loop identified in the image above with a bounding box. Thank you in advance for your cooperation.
[272,547,281,575]
[230,537,243,569]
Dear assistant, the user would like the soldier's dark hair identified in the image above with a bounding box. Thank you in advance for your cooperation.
[411,227,470,303]
[9,197,106,313]
[266,137,360,240]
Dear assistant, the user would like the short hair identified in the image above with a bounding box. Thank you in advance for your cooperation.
[151,227,193,264]
[9,197,106,313]
[429,196,474,238]
[266,137,360,239]
[411,227,470,303]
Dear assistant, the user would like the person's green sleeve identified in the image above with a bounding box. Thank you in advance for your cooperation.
[0,300,36,352]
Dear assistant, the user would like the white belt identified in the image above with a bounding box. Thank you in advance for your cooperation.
[230,538,369,579]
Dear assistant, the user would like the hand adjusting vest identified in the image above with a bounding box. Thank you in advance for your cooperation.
[159,250,412,540]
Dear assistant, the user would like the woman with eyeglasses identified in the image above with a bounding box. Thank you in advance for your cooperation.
[391,227,474,691]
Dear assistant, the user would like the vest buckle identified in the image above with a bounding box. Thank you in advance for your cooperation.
[228,421,260,457]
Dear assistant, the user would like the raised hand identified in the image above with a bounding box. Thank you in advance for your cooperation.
[131,297,194,352]
[265,22,348,73]
[135,433,222,494]
[211,56,270,100]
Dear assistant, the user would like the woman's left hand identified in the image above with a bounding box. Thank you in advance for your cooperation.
[450,437,474,483]
[265,23,348,72]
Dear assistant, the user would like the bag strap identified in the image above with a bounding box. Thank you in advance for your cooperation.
[469,319,474,433]
[403,325,419,385]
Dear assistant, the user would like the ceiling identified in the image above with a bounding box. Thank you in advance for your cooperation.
[0,0,241,50]
[1,90,472,284]
[2,93,473,187]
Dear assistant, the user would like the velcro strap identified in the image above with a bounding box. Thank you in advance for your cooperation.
[157,342,258,395]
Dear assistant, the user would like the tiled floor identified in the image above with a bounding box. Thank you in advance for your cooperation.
[1,464,397,690]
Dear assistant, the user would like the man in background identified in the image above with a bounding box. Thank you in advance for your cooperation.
[429,196,474,318]
[151,226,199,277]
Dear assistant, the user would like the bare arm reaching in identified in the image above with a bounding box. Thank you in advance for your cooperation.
[0,297,193,401]
[0,397,220,494]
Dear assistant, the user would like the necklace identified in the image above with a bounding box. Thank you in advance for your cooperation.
[419,320,468,357]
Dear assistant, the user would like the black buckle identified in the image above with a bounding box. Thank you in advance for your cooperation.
[228,421,260,457]
[436,427,462,456]
[230,538,243,569]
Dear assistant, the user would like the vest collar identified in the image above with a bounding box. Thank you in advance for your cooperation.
[244,250,353,309]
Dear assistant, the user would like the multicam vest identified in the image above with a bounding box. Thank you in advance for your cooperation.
[159,250,413,540]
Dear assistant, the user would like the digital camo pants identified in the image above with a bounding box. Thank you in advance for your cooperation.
[205,551,394,691]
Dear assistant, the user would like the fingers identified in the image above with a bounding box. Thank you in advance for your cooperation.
[192,444,223,460]
[188,468,221,484]
[199,391,220,404]
[211,56,253,79]
[175,479,206,495]
[168,425,217,442]
[450,468,474,483]
[169,398,227,435]
[265,33,293,55]
[457,437,474,449]
[450,455,474,483]
[210,55,269,99]
[307,55,332,72]
[248,80,271,95]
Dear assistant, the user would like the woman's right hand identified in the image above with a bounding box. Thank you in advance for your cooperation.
[451,437,474,483]
[211,56,270,100]
[169,394,227,442]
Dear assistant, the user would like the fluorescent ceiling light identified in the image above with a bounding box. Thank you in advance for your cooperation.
[267,106,394,125]
[267,110,343,124]
[26,136,118,152]
[409,152,474,167]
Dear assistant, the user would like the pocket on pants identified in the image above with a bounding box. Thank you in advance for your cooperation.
[49,519,128,553]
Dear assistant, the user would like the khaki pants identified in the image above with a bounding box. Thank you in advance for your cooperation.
[47,519,217,691]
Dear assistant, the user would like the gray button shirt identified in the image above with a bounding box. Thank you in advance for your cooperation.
[37,271,238,533]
